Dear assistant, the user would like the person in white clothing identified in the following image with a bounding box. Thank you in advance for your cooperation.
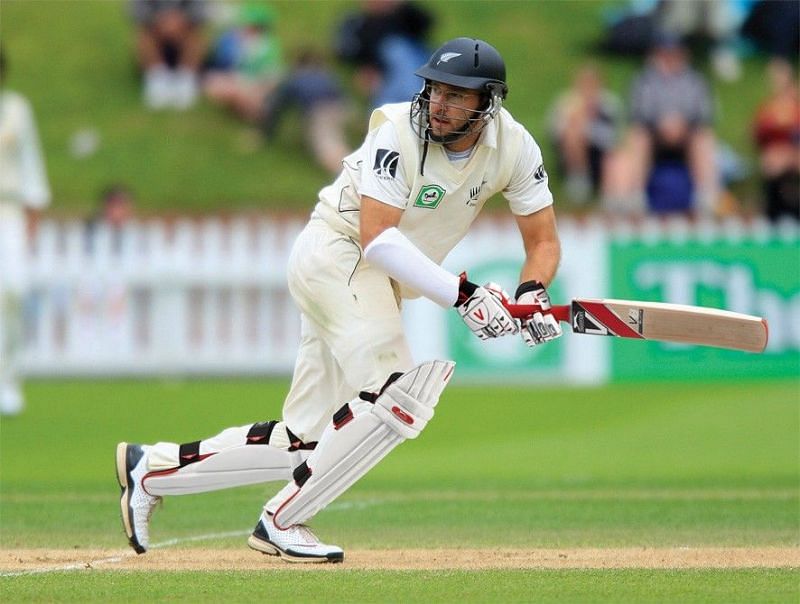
[0,48,51,416]
[116,37,563,563]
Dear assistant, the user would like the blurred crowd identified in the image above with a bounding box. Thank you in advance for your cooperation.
[128,0,436,177]
[118,0,800,221]
[558,0,800,220]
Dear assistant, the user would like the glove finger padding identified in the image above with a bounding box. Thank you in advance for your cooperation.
[522,311,563,346]
[516,282,563,347]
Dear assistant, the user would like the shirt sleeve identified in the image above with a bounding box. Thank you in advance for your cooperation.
[357,121,412,209]
[502,129,553,215]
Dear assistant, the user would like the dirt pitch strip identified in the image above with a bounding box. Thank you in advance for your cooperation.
[2,547,799,575]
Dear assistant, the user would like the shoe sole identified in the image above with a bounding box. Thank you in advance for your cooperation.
[116,442,146,555]
[247,534,344,564]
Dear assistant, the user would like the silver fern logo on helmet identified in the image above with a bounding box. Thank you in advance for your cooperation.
[436,52,462,65]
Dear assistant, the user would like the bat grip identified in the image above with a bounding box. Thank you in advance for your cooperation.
[505,303,570,323]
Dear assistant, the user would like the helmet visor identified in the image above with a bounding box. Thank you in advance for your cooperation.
[410,82,502,144]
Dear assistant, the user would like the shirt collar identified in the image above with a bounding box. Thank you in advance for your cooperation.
[477,112,499,149]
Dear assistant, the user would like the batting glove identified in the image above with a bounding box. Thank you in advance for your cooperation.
[455,273,519,341]
[515,280,563,347]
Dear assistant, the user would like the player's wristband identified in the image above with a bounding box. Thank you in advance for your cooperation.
[455,272,478,308]
[514,280,545,299]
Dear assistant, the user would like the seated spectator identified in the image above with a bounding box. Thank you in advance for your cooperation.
[204,3,284,123]
[753,57,800,221]
[604,32,720,216]
[260,49,351,175]
[334,0,433,109]
[85,184,137,254]
[547,63,623,204]
[130,0,208,110]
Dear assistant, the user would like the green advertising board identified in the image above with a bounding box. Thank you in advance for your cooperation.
[610,237,800,381]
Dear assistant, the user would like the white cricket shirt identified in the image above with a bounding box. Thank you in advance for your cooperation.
[312,101,553,274]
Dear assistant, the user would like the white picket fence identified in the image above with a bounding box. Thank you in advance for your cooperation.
[23,215,307,376]
[20,213,798,378]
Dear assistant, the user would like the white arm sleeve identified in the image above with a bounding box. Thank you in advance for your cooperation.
[363,227,460,308]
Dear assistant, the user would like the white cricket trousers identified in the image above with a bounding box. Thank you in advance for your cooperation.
[282,217,414,440]
[147,217,414,472]
[0,204,28,408]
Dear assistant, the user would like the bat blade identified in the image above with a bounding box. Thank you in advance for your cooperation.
[506,299,769,353]
[576,299,769,352]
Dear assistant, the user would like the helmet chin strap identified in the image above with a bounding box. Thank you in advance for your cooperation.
[426,122,474,145]
[410,90,503,174]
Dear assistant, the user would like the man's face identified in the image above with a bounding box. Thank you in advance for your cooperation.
[653,46,687,75]
[426,82,483,139]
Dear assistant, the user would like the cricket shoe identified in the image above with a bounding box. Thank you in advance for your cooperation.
[116,442,161,554]
[247,516,344,563]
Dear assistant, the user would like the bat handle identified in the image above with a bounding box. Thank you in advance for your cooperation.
[504,303,571,323]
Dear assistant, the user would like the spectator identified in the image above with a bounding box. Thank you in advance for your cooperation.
[0,47,51,416]
[597,1,755,82]
[130,0,209,110]
[261,48,351,175]
[85,184,137,254]
[334,0,433,108]
[741,0,800,63]
[204,3,284,123]
[752,57,800,221]
[604,32,720,216]
[547,63,623,204]
[654,0,751,81]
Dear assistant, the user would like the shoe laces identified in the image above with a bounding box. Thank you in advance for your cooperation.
[290,524,320,546]
[145,497,163,522]
[131,483,161,515]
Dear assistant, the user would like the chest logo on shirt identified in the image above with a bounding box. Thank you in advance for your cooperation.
[374,148,400,179]
[467,179,488,207]
[414,184,446,209]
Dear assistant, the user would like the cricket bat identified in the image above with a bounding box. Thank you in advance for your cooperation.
[505,298,769,353]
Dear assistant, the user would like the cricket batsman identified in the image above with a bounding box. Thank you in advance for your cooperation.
[116,37,562,563]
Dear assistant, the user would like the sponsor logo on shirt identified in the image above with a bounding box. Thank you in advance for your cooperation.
[373,148,400,179]
[533,164,547,182]
[414,184,446,209]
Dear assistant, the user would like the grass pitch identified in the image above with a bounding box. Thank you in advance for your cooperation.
[1,378,798,602]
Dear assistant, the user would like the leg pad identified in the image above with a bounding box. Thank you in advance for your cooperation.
[271,360,455,528]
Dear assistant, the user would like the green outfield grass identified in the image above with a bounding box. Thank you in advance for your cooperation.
[3,569,798,603]
[1,378,798,601]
